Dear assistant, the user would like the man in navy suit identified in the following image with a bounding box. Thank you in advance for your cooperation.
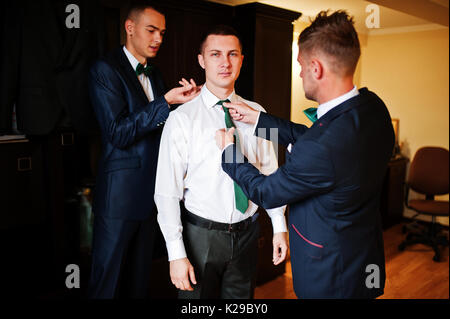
[215,10,394,298]
[87,3,200,298]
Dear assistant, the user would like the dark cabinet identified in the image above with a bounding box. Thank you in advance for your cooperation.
[0,139,46,229]
[0,132,95,297]
[0,138,52,296]
[380,156,409,229]
[233,4,299,119]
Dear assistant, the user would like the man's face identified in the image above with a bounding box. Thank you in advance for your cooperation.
[127,8,166,60]
[298,49,318,102]
[198,35,244,91]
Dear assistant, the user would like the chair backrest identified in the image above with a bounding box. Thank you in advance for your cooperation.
[408,146,449,196]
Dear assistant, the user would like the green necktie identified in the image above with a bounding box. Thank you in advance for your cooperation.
[136,63,153,77]
[303,107,318,123]
[217,99,249,214]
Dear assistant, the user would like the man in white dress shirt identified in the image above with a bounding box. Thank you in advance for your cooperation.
[154,25,288,299]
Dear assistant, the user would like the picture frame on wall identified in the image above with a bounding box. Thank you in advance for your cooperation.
[391,118,400,157]
[392,118,399,145]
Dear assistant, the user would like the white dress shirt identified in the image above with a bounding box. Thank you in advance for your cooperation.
[286,86,360,153]
[123,46,154,102]
[316,85,359,119]
[155,85,287,261]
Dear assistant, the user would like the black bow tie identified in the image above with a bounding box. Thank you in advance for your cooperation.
[135,63,152,77]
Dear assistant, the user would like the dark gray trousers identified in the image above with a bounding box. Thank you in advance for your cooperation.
[179,219,260,299]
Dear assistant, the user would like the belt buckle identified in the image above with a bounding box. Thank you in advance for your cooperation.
[228,224,233,232]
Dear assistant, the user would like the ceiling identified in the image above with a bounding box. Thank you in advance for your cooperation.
[206,0,449,33]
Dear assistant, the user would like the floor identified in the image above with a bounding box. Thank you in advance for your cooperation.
[254,222,449,299]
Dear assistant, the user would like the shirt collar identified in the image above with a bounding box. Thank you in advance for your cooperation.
[317,85,359,119]
[201,84,236,109]
[123,45,146,71]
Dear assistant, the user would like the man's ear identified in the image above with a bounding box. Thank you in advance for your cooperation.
[125,19,134,37]
[311,59,323,80]
[198,54,205,70]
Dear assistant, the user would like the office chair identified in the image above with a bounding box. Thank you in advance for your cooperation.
[398,146,449,262]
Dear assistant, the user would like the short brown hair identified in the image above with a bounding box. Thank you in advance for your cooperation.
[199,24,242,54]
[299,10,360,76]
[125,1,164,22]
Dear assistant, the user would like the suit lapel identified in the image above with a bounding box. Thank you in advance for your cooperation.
[115,48,149,103]
[146,61,158,98]
[312,88,369,128]
[146,58,164,98]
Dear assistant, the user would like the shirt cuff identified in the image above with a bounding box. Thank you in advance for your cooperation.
[222,142,234,154]
[166,239,187,261]
[252,111,262,136]
[269,214,288,234]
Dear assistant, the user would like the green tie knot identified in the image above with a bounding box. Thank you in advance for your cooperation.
[303,107,318,123]
[217,99,233,128]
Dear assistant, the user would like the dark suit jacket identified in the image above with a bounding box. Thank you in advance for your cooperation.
[88,47,170,220]
[222,88,394,298]
[0,0,105,135]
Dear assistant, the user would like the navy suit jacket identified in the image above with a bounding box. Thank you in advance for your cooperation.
[222,88,394,298]
[88,47,170,220]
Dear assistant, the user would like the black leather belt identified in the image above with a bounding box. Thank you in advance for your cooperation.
[183,209,259,233]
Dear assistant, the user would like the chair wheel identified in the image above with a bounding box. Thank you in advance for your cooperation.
[433,254,440,262]
[398,243,406,251]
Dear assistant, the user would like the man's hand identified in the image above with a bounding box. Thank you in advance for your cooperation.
[169,257,197,291]
[215,127,235,151]
[164,78,201,106]
[272,232,288,265]
[223,101,259,125]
